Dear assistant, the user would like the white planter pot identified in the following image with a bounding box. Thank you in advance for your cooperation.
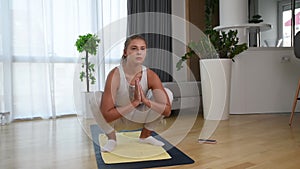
[81,92,94,119]
[200,59,232,120]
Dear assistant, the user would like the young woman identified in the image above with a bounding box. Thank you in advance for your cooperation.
[98,35,173,152]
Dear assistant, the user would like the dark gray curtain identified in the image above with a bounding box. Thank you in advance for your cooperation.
[127,0,173,82]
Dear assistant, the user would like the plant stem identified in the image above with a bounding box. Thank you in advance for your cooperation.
[85,51,89,92]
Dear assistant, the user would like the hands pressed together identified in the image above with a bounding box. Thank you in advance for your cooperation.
[131,78,151,108]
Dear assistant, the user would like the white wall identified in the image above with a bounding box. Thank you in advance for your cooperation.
[230,47,300,114]
[259,0,278,46]
[171,0,188,82]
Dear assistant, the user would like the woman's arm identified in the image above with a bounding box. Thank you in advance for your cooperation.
[100,68,141,123]
[141,69,172,117]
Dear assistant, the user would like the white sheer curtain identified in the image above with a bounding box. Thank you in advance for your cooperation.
[101,1,128,80]
[0,0,127,120]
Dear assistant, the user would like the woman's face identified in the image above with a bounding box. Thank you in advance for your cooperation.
[124,39,147,64]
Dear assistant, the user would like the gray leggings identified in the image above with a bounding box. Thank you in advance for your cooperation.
[90,88,173,134]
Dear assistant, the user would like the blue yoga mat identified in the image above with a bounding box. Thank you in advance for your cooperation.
[90,124,194,169]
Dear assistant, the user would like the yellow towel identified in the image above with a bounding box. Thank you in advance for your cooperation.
[99,131,171,164]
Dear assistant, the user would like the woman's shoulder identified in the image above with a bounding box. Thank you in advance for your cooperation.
[146,68,155,76]
[107,67,120,79]
[109,66,119,74]
[146,68,160,82]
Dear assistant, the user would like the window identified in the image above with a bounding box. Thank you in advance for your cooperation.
[0,0,127,119]
[249,0,300,47]
[279,0,300,46]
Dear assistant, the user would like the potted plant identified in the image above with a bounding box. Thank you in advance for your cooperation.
[249,14,263,24]
[75,33,100,92]
[75,33,100,118]
[177,17,248,120]
[175,0,249,120]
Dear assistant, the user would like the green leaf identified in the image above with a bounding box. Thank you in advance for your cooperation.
[79,72,85,82]
[176,27,248,70]
[176,60,184,71]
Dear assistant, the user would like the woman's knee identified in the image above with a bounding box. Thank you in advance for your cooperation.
[164,87,173,103]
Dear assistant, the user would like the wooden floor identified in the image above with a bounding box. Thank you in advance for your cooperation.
[1,112,300,169]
